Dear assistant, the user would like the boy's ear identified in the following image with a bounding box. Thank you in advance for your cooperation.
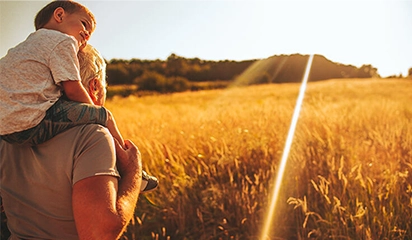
[53,7,65,23]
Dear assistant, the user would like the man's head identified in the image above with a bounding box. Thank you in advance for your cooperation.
[78,45,107,106]
[35,1,96,48]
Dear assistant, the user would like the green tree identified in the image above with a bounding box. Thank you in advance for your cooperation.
[167,76,190,92]
[134,71,166,92]
[166,53,189,78]
[134,71,190,93]
[106,64,132,85]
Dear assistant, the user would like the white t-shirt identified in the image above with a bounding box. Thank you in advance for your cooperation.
[0,125,120,239]
[0,29,81,135]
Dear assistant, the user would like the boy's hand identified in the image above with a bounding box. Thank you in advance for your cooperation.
[79,31,89,50]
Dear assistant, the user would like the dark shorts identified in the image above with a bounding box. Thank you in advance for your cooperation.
[1,98,108,145]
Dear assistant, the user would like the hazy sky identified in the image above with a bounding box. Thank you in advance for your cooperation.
[1,0,411,77]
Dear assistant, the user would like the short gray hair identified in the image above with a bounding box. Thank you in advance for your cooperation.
[77,45,106,88]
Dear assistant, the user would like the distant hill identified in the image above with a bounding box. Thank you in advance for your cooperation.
[106,53,380,88]
[234,54,379,85]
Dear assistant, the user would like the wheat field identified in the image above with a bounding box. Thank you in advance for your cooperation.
[105,78,412,239]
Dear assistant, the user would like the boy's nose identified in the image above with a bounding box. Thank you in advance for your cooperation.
[84,31,90,40]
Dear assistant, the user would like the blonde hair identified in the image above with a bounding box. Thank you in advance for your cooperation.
[77,45,106,89]
[34,0,96,31]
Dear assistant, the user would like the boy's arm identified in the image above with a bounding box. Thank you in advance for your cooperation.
[62,80,94,104]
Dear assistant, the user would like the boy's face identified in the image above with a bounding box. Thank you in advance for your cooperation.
[59,10,94,49]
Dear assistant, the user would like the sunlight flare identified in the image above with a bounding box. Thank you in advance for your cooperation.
[260,54,314,239]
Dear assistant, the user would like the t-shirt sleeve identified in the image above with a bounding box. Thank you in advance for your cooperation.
[72,125,120,185]
[49,36,81,85]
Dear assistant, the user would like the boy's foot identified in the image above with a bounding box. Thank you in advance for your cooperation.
[140,170,159,193]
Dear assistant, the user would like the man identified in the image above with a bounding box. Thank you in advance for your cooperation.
[0,45,142,239]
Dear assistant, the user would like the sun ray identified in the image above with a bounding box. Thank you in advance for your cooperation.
[260,54,314,239]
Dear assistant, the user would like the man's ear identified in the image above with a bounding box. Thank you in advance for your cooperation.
[88,78,96,93]
[53,7,65,23]
[87,79,98,104]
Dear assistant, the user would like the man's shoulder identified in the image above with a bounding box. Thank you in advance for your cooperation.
[77,124,112,138]
[0,125,112,149]
[61,124,112,139]
[57,125,113,148]
[29,125,114,159]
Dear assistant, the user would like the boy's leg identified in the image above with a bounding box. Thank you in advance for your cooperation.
[39,98,109,145]
[56,99,125,147]
[49,98,108,126]
[1,127,39,145]
[105,110,124,147]
[2,99,108,145]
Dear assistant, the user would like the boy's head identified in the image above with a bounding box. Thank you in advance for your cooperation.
[35,1,96,48]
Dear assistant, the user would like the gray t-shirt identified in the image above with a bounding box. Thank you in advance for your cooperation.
[0,125,120,239]
[0,29,81,135]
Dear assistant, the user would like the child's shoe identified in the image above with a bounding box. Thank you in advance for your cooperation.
[140,170,158,193]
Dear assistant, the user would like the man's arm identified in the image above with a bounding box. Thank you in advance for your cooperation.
[62,80,94,104]
[72,140,142,240]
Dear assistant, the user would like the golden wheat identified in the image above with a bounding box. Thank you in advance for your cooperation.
[105,78,412,239]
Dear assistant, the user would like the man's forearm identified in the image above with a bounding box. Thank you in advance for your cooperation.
[112,139,143,239]
[73,140,143,240]
[115,167,142,237]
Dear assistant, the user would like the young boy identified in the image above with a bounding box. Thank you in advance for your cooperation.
[0,0,158,192]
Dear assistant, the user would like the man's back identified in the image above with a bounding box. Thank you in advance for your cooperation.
[0,125,118,239]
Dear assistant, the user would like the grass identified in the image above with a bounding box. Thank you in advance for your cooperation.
[103,78,412,239]
[2,78,409,239]
[106,81,231,99]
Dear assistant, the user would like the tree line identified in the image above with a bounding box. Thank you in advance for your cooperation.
[105,53,410,93]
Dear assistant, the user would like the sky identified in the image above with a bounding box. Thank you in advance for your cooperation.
[0,0,411,77]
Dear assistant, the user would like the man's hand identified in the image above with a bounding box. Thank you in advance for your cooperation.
[114,139,141,177]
